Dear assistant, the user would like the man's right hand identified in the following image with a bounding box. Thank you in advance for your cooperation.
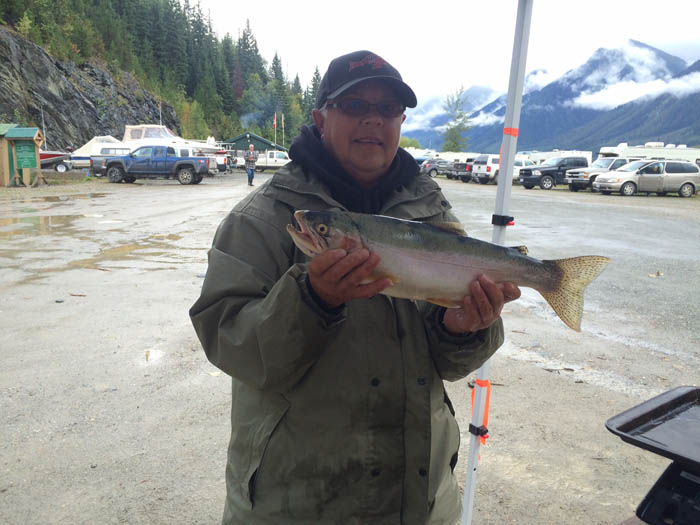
[307,249,393,309]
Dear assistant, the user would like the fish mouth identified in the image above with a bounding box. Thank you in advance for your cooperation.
[286,210,323,256]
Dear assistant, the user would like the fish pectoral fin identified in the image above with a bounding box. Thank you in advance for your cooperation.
[510,245,529,255]
[427,297,462,308]
[361,272,401,285]
[426,221,468,236]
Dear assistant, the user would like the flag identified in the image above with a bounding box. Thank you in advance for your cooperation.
[273,112,277,129]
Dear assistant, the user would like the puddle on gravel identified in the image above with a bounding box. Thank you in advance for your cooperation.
[4,193,108,204]
[0,215,79,237]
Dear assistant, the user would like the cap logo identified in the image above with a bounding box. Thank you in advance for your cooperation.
[348,54,390,72]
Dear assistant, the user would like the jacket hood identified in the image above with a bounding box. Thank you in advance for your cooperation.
[288,125,419,214]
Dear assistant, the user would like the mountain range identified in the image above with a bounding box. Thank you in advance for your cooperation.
[404,40,700,153]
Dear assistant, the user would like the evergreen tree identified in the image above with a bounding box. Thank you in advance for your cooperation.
[302,67,321,125]
[292,75,302,97]
[441,87,471,152]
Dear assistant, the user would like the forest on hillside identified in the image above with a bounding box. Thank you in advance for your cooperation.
[0,0,321,145]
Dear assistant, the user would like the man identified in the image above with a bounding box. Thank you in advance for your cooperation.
[190,50,520,524]
[244,143,256,186]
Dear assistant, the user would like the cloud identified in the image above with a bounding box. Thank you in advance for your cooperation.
[569,72,700,110]
[469,111,505,127]
[403,99,445,132]
[523,69,556,93]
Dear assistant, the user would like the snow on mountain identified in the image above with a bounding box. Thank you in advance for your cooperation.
[403,40,700,152]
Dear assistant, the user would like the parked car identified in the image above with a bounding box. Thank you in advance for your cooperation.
[101,145,210,185]
[234,150,290,171]
[518,156,589,189]
[420,158,452,177]
[90,146,133,176]
[472,154,501,184]
[513,157,536,180]
[563,157,635,191]
[447,162,472,182]
[592,159,700,197]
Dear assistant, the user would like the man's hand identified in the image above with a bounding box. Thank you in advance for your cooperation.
[307,249,393,309]
[442,275,521,334]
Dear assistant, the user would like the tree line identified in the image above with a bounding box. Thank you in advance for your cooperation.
[0,0,322,146]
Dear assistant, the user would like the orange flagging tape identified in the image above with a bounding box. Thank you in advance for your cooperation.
[470,379,492,445]
[503,127,519,137]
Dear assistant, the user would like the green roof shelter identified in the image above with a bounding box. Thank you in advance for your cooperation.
[221,132,287,153]
[1,124,44,186]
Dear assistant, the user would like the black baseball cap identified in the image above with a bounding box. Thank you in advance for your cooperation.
[315,50,417,109]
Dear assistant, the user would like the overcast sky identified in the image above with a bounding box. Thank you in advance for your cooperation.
[206,0,700,106]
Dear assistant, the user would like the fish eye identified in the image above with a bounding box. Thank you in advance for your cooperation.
[316,224,329,235]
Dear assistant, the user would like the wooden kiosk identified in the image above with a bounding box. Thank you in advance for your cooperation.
[0,124,45,187]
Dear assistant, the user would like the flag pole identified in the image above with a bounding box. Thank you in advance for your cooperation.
[461,1,534,523]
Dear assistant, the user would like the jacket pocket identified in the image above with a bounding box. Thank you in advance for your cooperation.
[228,394,290,508]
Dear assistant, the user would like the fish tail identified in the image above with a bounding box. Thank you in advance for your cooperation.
[540,256,611,331]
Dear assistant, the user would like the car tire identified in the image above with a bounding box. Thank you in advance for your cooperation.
[540,176,554,190]
[177,167,195,185]
[107,166,124,183]
[620,181,636,196]
[568,184,579,192]
[125,176,136,183]
[523,184,534,189]
[192,174,203,185]
[429,169,437,178]
[54,162,68,173]
[460,176,471,183]
[678,183,694,198]
[478,178,489,185]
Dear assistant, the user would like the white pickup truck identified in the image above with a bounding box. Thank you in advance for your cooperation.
[236,150,290,172]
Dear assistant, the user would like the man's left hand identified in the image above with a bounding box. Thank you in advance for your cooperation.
[442,275,521,334]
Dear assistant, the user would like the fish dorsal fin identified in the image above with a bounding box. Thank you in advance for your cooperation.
[510,245,529,255]
[427,221,468,236]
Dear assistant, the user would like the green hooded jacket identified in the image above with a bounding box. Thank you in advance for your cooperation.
[190,162,504,524]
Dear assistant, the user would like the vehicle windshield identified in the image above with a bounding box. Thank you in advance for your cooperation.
[540,157,564,167]
[618,160,649,172]
[591,158,614,168]
[144,127,175,139]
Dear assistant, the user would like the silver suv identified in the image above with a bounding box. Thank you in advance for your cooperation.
[563,157,634,191]
[593,159,700,197]
[420,159,452,177]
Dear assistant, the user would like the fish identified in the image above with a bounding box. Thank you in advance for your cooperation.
[286,210,611,331]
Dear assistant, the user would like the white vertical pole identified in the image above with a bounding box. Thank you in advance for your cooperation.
[461,1,534,524]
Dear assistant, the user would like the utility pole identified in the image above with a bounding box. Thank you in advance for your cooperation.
[40,106,47,149]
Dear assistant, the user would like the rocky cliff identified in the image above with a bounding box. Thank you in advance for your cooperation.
[0,26,179,150]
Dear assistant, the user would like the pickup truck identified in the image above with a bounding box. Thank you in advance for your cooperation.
[518,156,589,189]
[236,150,290,172]
[563,157,635,191]
[101,145,210,184]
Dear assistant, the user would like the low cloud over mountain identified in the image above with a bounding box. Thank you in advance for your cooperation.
[405,40,700,152]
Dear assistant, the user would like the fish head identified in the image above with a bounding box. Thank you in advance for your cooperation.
[286,210,363,257]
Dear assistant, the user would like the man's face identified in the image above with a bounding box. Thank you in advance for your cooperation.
[312,79,406,186]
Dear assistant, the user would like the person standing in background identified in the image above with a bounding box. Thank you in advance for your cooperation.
[244,143,256,186]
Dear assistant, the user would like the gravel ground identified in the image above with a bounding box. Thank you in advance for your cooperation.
[1,173,698,524]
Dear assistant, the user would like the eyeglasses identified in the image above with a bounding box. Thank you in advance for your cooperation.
[325,98,405,118]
